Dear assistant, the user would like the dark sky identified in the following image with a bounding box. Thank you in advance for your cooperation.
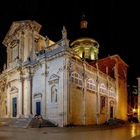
[0,0,139,85]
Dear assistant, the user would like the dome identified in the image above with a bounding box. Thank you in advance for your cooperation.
[71,37,99,61]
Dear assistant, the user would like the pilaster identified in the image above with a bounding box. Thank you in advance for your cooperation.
[17,78,23,117]
[24,76,31,117]
[7,84,11,117]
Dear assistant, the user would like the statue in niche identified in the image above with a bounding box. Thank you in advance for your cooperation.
[51,85,58,103]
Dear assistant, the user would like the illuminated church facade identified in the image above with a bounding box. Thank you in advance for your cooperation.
[0,19,128,127]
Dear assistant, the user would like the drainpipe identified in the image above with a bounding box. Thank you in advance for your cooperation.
[96,62,99,124]
[82,59,86,125]
[106,76,109,122]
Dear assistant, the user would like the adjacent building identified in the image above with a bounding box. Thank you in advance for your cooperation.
[137,78,140,121]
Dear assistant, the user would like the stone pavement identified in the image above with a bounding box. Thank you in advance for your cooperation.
[0,120,140,140]
[0,122,130,140]
[0,125,115,140]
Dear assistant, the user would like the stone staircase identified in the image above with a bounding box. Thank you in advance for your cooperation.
[28,117,57,128]
[0,117,57,128]
[8,117,32,128]
[0,118,13,126]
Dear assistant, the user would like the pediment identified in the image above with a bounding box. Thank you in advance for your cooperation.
[2,20,42,47]
[34,93,42,98]
[49,74,59,81]
[10,86,18,94]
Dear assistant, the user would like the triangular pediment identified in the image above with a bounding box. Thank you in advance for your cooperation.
[49,74,59,81]
[10,86,18,94]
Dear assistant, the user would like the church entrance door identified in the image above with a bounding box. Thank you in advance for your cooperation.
[36,101,41,115]
[12,97,17,117]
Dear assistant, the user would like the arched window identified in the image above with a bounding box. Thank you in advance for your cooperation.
[87,79,96,91]
[109,87,116,97]
[99,83,107,93]
[71,72,82,86]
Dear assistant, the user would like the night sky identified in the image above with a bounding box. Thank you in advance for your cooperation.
[0,0,139,85]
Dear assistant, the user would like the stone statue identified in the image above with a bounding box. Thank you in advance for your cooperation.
[45,36,49,47]
[62,26,67,39]
[51,85,57,103]
[3,63,6,70]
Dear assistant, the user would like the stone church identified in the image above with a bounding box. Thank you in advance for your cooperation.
[0,18,128,127]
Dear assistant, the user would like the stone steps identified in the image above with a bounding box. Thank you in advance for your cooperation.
[8,117,32,128]
[0,118,13,126]
[0,117,57,128]
[28,117,57,128]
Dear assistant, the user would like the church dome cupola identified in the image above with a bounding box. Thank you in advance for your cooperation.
[80,13,88,29]
[71,38,99,61]
[71,14,99,61]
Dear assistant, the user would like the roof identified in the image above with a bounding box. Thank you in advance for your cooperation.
[90,54,128,79]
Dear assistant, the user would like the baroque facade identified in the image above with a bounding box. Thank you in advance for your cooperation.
[0,19,128,127]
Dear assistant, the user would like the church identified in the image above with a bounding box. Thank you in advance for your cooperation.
[0,17,128,127]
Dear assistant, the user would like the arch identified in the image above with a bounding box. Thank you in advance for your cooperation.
[109,100,115,118]
[87,78,96,91]
[99,83,107,93]
[71,72,82,86]
[109,87,116,97]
